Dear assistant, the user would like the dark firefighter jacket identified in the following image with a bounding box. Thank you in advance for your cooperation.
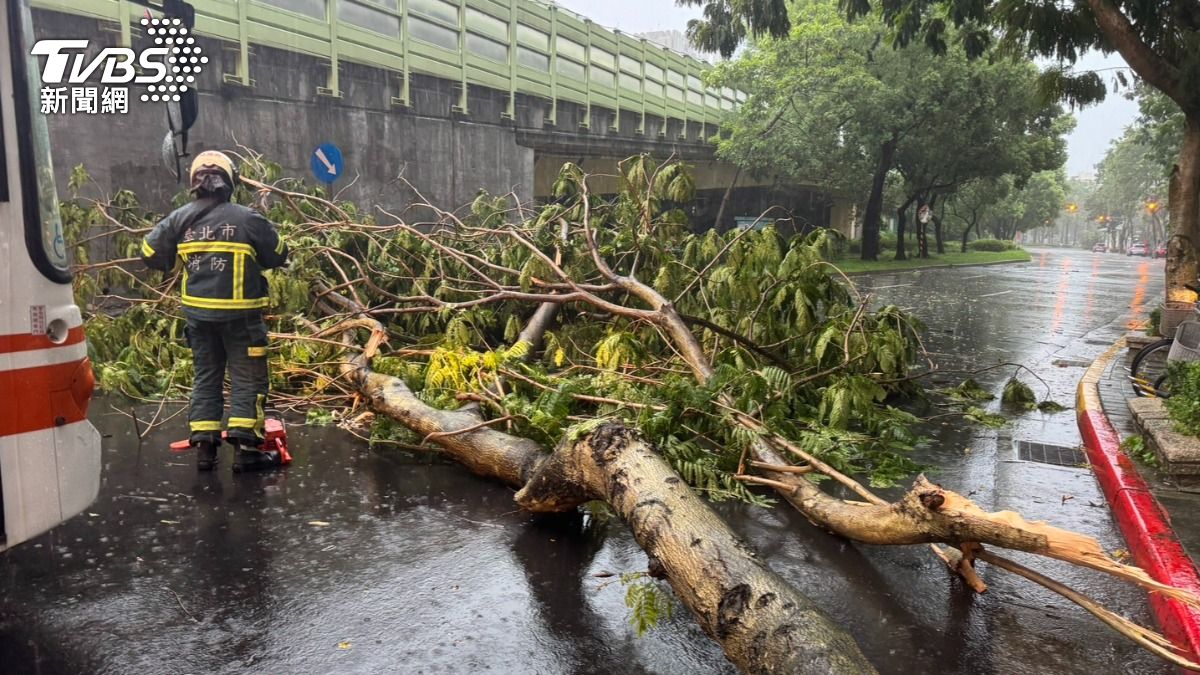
[140,198,288,316]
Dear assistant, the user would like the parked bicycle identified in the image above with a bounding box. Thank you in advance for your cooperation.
[1130,284,1200,398]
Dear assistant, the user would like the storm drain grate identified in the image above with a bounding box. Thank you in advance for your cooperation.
[1015,440,1087,467]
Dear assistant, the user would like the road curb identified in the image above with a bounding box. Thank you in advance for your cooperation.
[1076,337,1200,661]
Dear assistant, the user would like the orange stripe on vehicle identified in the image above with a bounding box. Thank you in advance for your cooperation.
[0,327,86,355]
[0,358,94,437]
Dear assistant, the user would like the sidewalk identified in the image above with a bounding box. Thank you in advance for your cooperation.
[1097,342,1200,561]
[1081,336,1200,660]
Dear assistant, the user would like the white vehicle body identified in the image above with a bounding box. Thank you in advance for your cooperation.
[0,0,101,551]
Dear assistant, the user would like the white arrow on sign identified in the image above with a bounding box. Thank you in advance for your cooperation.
[315,148,338,176]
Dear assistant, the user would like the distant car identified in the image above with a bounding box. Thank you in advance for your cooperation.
[1154,243,1168,258]
[1127,242,1148,256]
[1092,243,1107,253]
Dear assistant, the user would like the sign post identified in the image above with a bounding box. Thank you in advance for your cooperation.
[917,203,932,258]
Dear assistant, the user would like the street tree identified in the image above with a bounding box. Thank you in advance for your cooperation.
[887,62,1068,259]
[1133,88,1187,180]
[68,156,1200,671]
[706,1,1066,262]
[685,0,1200,300]
[946,177,1010,251]
[979,170,1067,241]
[1089,130,1168,246]
[1063,176,1101,247]
[705,2,901,261]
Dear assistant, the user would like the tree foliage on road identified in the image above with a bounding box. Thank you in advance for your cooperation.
[706,0,1066,261]
[72,157,925,491]
[70,157,1200,672]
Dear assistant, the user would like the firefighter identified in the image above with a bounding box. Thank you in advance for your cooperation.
[140,151,288,471]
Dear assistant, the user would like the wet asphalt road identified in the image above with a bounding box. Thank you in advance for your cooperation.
[0,247,1171,674]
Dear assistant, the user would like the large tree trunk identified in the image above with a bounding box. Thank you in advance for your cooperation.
[340,338,874,673]
[516,302,559,352]
[1167,115,1200,302]
[516,423,875,674]
[861,137,897,261]
[312,239,1200,672]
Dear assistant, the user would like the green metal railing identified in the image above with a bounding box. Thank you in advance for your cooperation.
[32,0,742,134]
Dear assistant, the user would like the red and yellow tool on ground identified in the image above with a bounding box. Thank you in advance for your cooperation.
[169,417,293,468]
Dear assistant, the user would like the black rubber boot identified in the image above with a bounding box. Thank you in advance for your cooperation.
[195,441,219,471]
[232,442,277,473]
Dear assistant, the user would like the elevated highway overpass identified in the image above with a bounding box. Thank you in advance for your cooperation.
[31,0,851,234]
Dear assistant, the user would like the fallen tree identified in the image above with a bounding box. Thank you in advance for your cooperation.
[342,331,873,672]
[69,154,1200,671]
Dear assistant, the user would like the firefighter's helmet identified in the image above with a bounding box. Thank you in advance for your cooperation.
[189,150,238,199]
[189,150,237,184]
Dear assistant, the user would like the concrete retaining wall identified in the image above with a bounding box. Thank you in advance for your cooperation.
[32,9,848,237]
[34,10,536,215]
[33,10,726,215]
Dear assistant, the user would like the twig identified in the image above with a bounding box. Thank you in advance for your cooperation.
[748,460,813,474]
[121,405,142,443]
[734,474,798,494]
[679,313,794,372]
[164,586,199,623]
[140,367,179,438]
[420,416,513,444]
[977,550,1200,671]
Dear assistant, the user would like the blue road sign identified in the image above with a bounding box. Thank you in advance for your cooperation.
[310,142,344,184]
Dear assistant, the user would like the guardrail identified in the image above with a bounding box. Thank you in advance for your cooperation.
[32,0,741,133]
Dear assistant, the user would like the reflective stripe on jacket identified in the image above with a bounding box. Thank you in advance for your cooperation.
[140,198,288,312]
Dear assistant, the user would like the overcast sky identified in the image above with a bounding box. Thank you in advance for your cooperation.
[1063,50,1140,176]
[553,0,1140,177]
[554,0,701,33]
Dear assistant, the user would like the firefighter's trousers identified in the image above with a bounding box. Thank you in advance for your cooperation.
[186,312,270,445]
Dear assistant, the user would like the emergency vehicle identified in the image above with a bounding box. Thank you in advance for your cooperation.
[0,0,102,551]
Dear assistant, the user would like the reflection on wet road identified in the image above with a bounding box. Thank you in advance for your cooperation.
[0,247,1170,674]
